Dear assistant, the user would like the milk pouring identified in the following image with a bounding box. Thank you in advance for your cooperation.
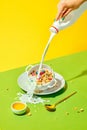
[38,2,87,77]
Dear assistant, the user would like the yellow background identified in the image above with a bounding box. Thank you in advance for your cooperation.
[0,0,87,72]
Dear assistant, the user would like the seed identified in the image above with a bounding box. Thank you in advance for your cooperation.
[80,108,84,112]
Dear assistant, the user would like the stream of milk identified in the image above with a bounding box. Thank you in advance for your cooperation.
[37,32,56,78]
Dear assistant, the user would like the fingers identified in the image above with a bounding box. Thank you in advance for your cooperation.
[56,2,66,20]
[62,8,72,17]
[56,7,67,20]
[56,0,73,20]
[56,7,73,20]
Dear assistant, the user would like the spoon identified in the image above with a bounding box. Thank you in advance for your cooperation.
[45,91,77,112]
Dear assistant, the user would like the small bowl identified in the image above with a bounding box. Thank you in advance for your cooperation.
[25,64,55,90]
[11,101,28,115]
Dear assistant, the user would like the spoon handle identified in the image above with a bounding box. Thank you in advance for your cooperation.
[55,91,77,106]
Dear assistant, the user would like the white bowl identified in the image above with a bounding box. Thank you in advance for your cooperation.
[25,64,56,90]
[11,101,28,115]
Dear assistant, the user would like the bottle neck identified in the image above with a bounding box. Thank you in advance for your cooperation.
[51,26,59,33]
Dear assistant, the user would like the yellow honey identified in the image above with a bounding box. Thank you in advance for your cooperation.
[13,102,25,110]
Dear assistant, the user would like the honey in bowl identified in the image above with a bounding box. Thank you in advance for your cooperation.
[11,101,28,115]
[13,102,25,110]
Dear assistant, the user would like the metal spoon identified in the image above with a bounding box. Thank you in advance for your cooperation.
[45,91,77,112]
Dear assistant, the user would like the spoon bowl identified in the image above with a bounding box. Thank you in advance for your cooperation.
[45,104,56,112]
[45,91,77,112]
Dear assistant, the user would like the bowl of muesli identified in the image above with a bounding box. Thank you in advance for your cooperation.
[25,64,56,90]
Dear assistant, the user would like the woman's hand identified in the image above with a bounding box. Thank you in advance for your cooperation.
[56,0,86,20]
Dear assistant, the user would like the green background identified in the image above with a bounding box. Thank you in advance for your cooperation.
[0,51,87,130]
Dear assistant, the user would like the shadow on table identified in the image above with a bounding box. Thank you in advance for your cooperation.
[40,81,68,98]
[67,70,87,81]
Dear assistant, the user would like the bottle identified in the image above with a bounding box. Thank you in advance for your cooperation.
[50,2,87,33]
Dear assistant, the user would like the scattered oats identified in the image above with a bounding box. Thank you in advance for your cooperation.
[80,108,84,112]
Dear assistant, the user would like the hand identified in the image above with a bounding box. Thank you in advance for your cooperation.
[56,0,86,20]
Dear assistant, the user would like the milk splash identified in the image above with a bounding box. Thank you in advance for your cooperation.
[37,32,56,78]
[17,33,55,104]
[17,81,46,104]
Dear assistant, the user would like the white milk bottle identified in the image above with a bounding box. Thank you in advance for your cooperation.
[50,2,87,33]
